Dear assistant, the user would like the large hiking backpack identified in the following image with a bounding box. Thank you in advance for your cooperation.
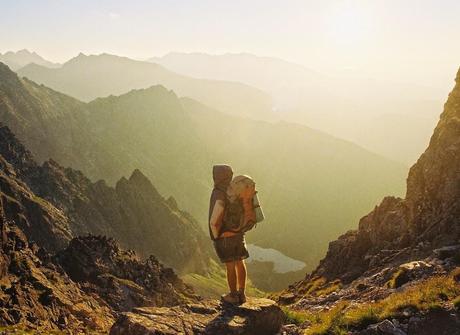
[223,175,265,234]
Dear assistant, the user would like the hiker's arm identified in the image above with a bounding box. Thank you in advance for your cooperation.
[209,200,225,239]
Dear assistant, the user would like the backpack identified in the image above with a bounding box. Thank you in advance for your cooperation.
[222,175,265,234]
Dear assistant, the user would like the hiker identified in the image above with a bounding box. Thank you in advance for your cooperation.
[209,165,256,305]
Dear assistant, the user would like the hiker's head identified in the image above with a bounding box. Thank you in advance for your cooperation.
[213,165,233,188]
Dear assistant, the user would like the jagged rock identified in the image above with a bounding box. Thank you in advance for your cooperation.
[109,298,284,335]
[0,130,72,253]
[0,197,114,332]
[55,235,197,312]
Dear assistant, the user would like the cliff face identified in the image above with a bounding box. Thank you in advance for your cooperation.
[0,208,114,332]
[0,124,214,274]
[0,140,72,253]
[405,68,460,244]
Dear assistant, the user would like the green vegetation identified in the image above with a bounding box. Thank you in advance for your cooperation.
[283,307,312,325]
[284,268,460,335]
[182,260,264,298]
[295,276,342,298]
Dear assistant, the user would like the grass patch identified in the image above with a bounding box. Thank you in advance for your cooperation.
[315,279,341,297]
[296,277,342,299]
[286,268,460,335]
[282,307,311,325]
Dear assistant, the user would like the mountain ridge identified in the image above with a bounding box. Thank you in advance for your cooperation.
[17,53,274,121]
[0,49,59,71]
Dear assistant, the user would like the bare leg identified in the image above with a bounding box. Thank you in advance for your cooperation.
[225,261,237,293]
[235,260,247,293]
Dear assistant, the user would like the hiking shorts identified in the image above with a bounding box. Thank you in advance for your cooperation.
[213,234,249,264]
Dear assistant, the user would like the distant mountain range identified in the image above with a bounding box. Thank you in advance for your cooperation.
[0,62,406,274]
[7,50,443,163]
[0,49,59,70]
[151,52,444,164]
[17,53,274,121]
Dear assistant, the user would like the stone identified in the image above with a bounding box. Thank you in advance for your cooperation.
[376,319,407,335]
[110,298,285,335]
[279,293,296,305]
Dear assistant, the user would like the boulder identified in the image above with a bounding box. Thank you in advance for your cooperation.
[433,245,460,260]
[109,298,284,335]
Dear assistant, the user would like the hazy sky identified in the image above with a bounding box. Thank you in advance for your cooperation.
[1,0,459,89]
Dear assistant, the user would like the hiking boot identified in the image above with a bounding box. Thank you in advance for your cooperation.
[221,292,240,305]
[238,291,247,304]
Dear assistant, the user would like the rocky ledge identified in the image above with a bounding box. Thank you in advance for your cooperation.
[109,298,285,335]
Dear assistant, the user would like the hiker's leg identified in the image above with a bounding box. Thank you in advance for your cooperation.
[225,261,237,293]
[235,259,247,292]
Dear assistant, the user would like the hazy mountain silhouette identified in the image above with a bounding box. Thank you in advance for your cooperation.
[0,49,59,70]
[17,53,273,120]
[0,62,406,273]
[152,52,443,164]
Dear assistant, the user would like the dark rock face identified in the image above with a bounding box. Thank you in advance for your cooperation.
[405,69,460,245]
[0,196,114,332]
[0,134,72,253]
[109,298,285,335]
[0,124,214,274]
[55,235,196,312]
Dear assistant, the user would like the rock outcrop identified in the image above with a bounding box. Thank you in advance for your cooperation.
[55,235,196,312]
[0,139,72,253]
[0,195,114,332]
[110,298,284,335]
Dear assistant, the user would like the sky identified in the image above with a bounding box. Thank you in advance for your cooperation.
[1,0,459,90]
